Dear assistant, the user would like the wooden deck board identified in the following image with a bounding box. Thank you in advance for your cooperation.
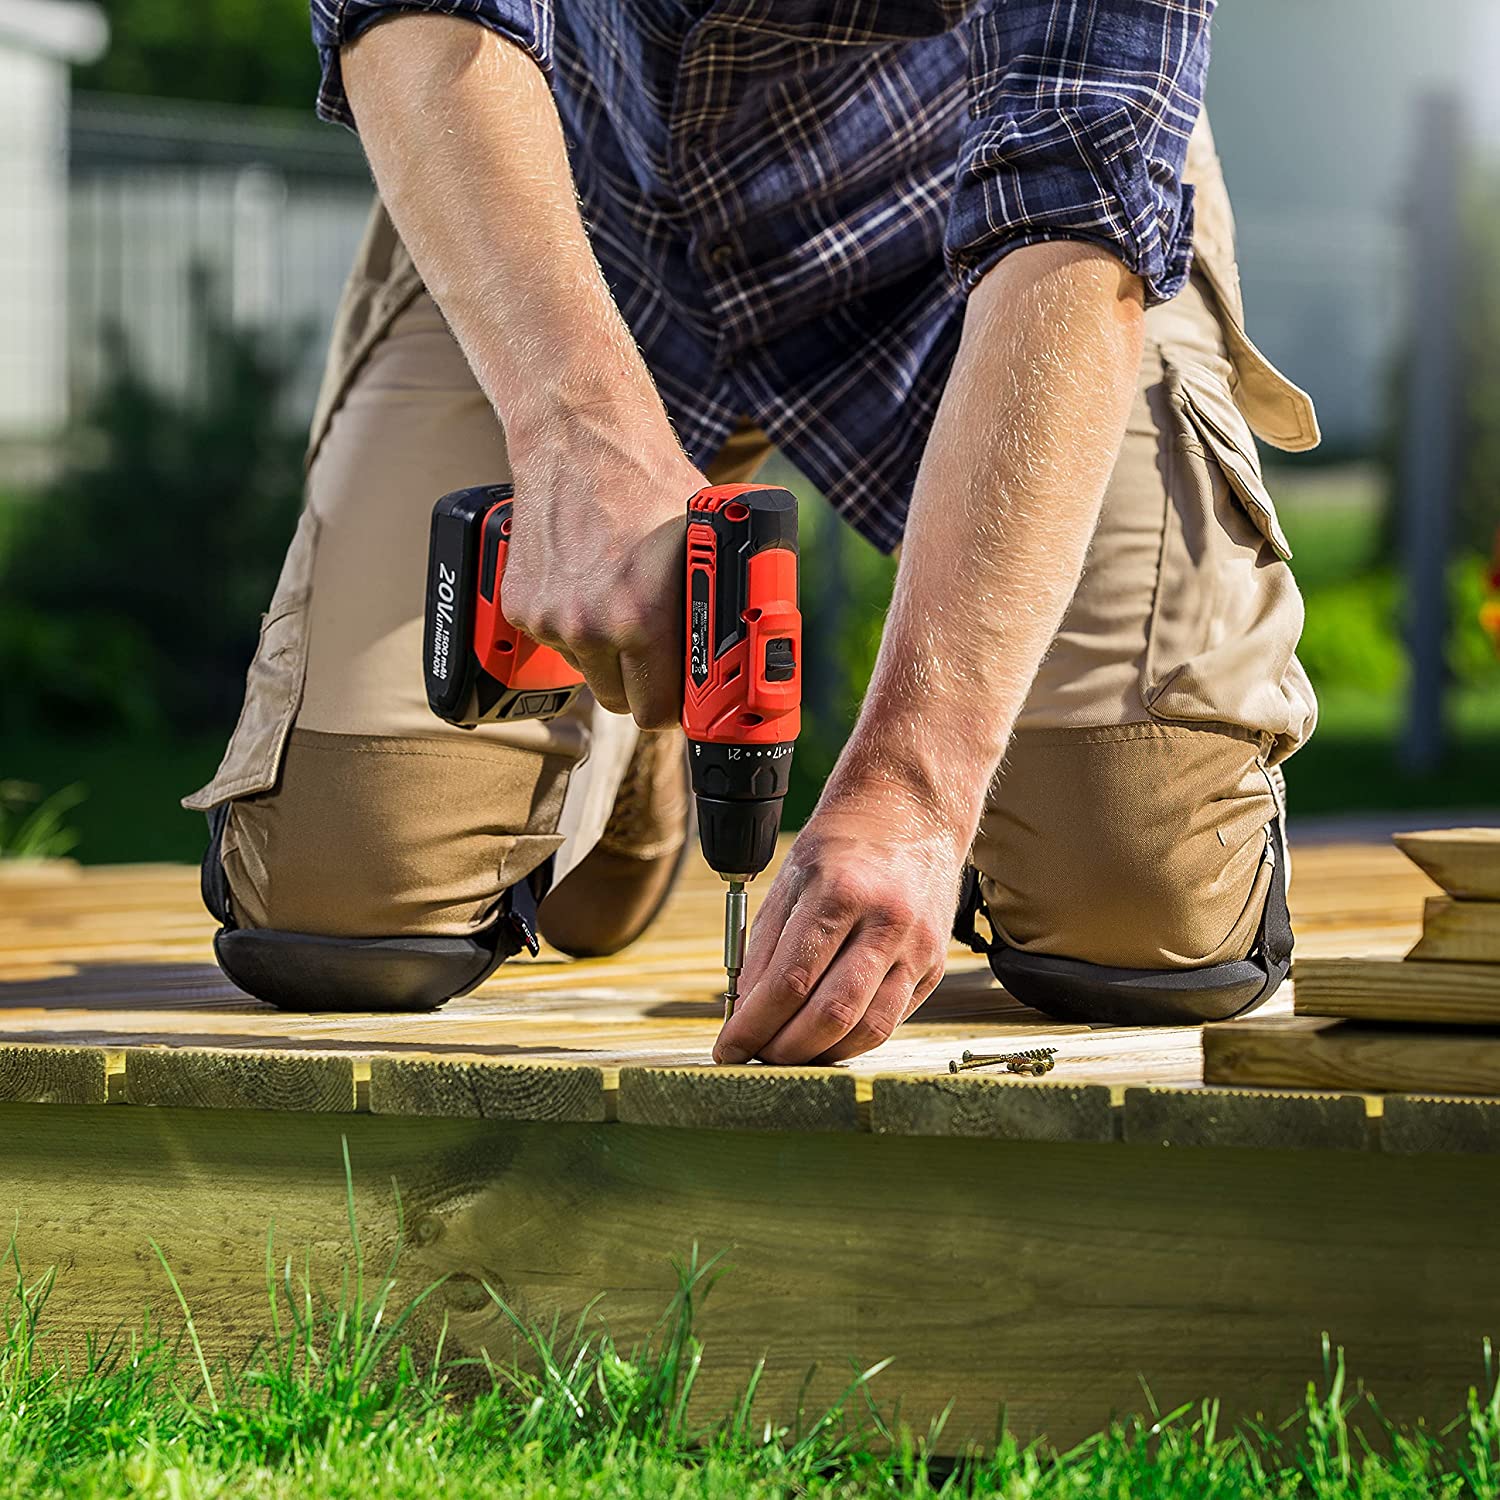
[1205,1014,1500,1101]
[0,838,1448,1140]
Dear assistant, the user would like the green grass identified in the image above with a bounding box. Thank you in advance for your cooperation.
[5,1148,1500,1499]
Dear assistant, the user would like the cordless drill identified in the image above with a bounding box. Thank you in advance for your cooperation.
[422,481,801,1010]
[681,484,801,1012]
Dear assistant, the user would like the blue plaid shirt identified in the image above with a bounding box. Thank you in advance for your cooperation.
[311,1,1212,551]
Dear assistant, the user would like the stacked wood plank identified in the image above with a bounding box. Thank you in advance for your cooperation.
[1206,828,1500,1097]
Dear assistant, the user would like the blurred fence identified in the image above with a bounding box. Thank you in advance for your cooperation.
[67,91,373,421]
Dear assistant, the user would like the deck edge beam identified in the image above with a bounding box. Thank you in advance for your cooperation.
[870,1075,1116,1142]
[0,1044,111,1105]
[123,1047,358,1113]
[617,1065,860,1132]
[368,1058,608,1123]
[1122,1085,1374,1151]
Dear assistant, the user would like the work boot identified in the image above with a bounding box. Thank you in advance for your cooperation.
[538,726,692,957]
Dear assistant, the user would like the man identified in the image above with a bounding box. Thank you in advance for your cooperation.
[188,1,1319,1064]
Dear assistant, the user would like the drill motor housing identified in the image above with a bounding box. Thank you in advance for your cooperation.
[682,484,801,880]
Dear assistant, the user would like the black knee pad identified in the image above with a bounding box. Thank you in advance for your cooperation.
[952,819,1292,1027]
[199,806,549,1013]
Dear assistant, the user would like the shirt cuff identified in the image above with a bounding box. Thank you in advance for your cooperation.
[311,1,554,130]
[945,104,1196,306]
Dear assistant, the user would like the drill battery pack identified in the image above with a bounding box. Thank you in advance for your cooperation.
[423,484,585,727]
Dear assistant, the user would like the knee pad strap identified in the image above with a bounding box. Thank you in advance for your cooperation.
[201,806,550,1013]
[952,818,1292,1027]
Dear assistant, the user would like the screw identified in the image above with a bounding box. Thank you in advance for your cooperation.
[948,1046,1058,1075]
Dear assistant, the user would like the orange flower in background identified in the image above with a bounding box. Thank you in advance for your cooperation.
[1484,530,1500,655]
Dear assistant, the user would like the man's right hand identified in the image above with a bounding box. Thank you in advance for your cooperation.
[501,403,708,730]
[342,16,703,730]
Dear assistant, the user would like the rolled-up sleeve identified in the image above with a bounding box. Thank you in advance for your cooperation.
[946,0,1213,304]
[311,0,553,128]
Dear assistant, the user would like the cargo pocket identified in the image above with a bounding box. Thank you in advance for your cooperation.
[1141,351,1315,754]
[182,506,320,811]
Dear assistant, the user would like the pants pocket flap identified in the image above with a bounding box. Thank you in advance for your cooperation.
[182,511,319,812]
[1167,355,1293,561]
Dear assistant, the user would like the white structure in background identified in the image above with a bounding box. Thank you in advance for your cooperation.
[66,94,372,422]
[0,0,107,448]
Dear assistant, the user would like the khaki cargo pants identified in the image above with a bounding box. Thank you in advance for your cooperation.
[187,197,1317,1006]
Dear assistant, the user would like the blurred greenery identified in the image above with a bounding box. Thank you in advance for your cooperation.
[0,276,307,740]
[6,187,1500,860]
[1,0,1484,883]
[80,0,316,110]
[0,279,307,863]
[1272,461,1500,818]
[4,446,1499,863]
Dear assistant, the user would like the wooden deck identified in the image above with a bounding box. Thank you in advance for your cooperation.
[4,838,1499,1446]
[0,838,1443,1123]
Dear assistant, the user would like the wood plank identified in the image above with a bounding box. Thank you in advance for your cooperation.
[1204,1014,1500,1098]
[1394,828,1500,900]
[1294,958,1500,1024]
[124,1047,356,1112]
[7,1101,1500,1448]
[617,1065,860,1132]
[0,1044,109,1104]
[0,841,1459,1139]
[871,1075,1115,1142]
[1383,1095,1500,1155]
[1122,1085,1371,1151]
[368,1058,606,1122]
[1408,897,1500,962]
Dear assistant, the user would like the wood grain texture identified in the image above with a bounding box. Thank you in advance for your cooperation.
[870,1075,1115,1142]
[8,1102,1500,1449]
[1382,1095,1500,1156]
[0,841,1455,1140]
[1408,897,1500,962]
[1123,1084,1371,1151]
[617,1065,860,1132]
[0,1045,109,1104]
[368,1058,606,1122]
[1204,1015,1500,1098]
[1294,958,1500,1024]
[124,1048,356,1111]
[1394,828,1500,901]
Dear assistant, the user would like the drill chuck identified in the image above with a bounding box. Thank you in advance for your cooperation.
[688,739,793,879]
[694,795,784,880]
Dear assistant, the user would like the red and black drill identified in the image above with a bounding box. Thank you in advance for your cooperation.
[423,482,801,1012]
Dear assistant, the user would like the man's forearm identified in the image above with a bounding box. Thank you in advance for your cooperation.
[340,16,708,728]
[839,242,1146,837]
[340,16,669,445]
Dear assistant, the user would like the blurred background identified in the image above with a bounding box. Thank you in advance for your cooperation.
[1,0,1498,863]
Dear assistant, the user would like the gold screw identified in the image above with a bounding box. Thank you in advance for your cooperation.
[948,1046,1058,1075]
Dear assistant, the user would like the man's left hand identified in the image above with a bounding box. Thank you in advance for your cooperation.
[712,777,966,1065]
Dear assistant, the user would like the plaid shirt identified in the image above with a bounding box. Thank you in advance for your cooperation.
[312,1,1212,551]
